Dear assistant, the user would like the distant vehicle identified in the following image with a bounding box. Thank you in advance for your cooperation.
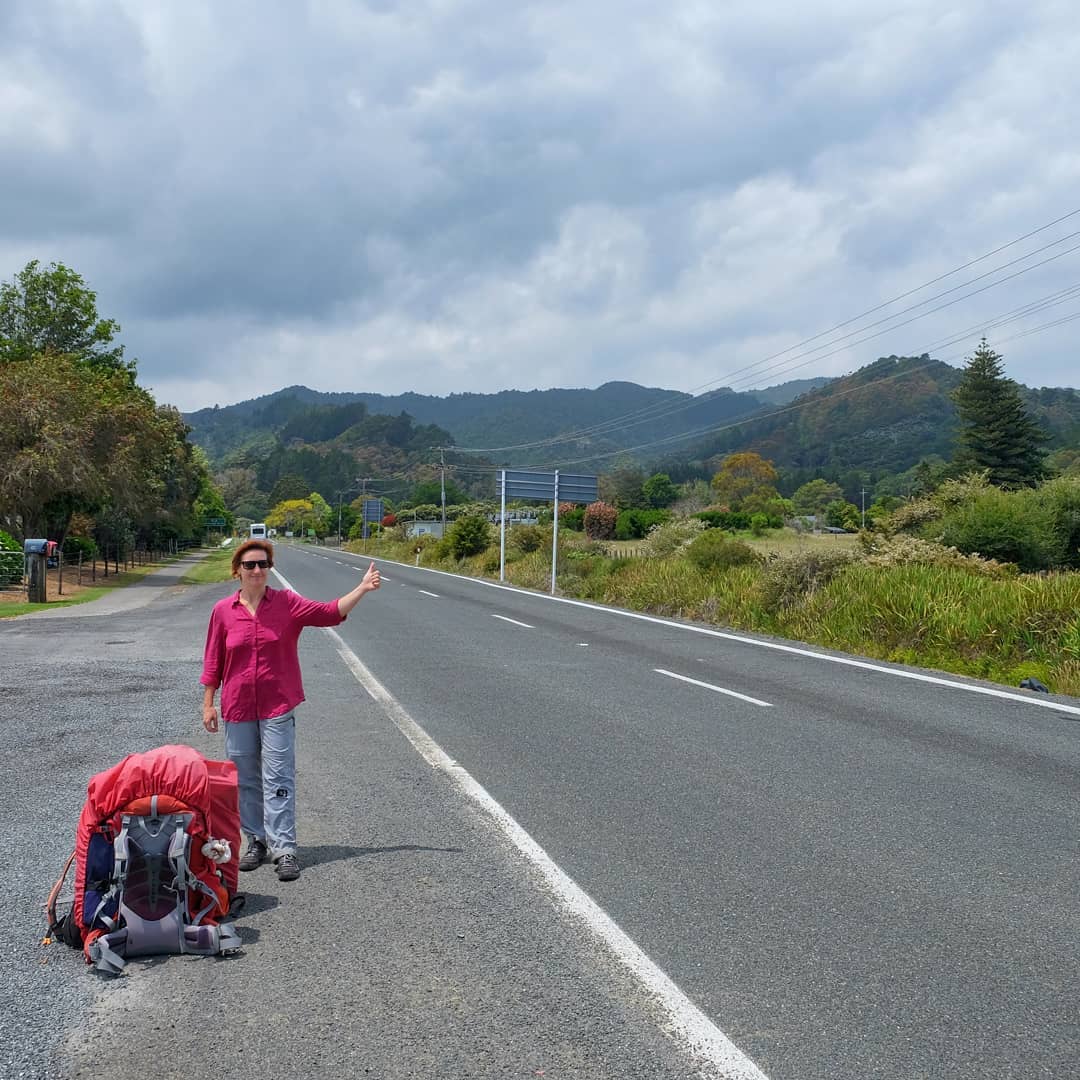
[249,523,268,540]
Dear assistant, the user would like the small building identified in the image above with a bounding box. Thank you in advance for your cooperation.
[406,521,445,539]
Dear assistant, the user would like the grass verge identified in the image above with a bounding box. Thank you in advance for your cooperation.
[355,532,1080,696]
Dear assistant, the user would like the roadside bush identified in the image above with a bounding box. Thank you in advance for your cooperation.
[641,516,706,557]
[856,533,1015,578]
[695,509,751,531]
[584,501,618,540]
[615,508,671,540]
[933,487,1062,571]
[446,514,492,559]
[886,471,993,535]
[685,530,762,572]
[62,535,98,560]
[1038,473,1080,569]
[509,524,546,553]
[559,505,585,531]
[758,548,856,611]
[0,529,20,586]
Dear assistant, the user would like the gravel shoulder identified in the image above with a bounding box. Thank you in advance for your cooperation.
[1,569,723,1080]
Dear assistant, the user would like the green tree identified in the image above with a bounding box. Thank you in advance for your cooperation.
[710,452,779,510]
[824,500,860,531]
[952,339,1047,487]
[266,498,315,533]
[308,491,333,536]
[601,462,646,510]
[792,478,844,517]
[268,474,311,506]
[412,478,466,506]
[0,260,134,377]
[0,354,189,540]
[642,472,678,508]
[446,514,491,558]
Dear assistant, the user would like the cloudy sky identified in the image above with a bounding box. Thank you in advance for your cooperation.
[3,0,1078,413]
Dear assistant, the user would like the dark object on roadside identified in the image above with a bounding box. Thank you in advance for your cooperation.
[1019,677,1050,693]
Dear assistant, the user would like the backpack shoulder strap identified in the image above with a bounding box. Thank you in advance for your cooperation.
[45,849,77,944]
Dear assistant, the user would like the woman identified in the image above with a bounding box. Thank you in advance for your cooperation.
[201,539,381,881]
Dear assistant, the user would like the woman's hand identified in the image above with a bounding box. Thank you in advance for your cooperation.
[202,705,219,733]
[338,561,382,617]
[361,561,381,593]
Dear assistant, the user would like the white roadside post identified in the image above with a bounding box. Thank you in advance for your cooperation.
[499,469,507,583]
[550,470,560,595]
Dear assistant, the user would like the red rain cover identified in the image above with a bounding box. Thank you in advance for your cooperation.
[72,745,239,926]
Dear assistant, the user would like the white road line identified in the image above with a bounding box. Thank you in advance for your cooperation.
[338,558,1080,718]
[491,614,534,629]
[656,669,773,708]
[323,626,769,1080]
[417,589,440,598]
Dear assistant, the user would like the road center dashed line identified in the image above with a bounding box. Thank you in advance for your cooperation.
[330,554,1080,719]
[491,614,534,629]
[656,668,773,707]
[417,589,440,598]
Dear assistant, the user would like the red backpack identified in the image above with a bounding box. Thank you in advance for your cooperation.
[47,745,242,974]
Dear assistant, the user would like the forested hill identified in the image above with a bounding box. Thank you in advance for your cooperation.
[184,381,776,466]
[184,361,1080,494]
[659,355,1080,484]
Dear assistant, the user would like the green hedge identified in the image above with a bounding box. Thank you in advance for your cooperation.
[615,508,671,540]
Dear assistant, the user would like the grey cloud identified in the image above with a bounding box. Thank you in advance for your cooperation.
[1,0,1078,410]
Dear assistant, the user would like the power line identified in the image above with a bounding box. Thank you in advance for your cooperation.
[450,210,1080,455]
[523,303,1080,470]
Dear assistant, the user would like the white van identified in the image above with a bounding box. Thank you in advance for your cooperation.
[249,523,268,539]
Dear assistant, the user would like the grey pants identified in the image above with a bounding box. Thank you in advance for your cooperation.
[224,712,297,858]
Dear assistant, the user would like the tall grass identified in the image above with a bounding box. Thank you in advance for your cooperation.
[359,535,1080,695]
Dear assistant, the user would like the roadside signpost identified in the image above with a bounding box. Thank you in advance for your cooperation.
[497,470,598,592]
[361,498,384,540]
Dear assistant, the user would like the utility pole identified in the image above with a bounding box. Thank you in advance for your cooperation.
[439,448,447,534]
[359,477,371,540]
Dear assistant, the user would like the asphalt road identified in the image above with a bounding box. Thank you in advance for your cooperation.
[2,546,1077,1079]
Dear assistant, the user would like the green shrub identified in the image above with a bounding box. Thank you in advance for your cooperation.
[560,507,585,531]
[758,548,856,611]
[685,530,761,572]
[641,516,706,557]
[857,533,1015,578]
[615,508,671,540]
[446,515,492,559]
[1038,474,1080,569]
[933,487,1062,571]
[62,535,98,560]
[0,530,24,585]
[695,509,751,531]
[510,524,546,553]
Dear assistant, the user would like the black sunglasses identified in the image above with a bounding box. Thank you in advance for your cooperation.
[240,559,270,570]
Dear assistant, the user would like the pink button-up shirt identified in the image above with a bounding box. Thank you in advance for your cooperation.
[201,586,345,722]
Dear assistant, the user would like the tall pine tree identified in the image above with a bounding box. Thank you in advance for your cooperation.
[951,339,1046,487]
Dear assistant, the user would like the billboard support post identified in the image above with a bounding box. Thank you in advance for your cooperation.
[550,471,560,595]
[499,469,507,583]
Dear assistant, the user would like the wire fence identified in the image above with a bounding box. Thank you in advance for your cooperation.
[0,541,192,601]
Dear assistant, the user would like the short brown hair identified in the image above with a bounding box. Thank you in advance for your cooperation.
[231,539,275,577]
